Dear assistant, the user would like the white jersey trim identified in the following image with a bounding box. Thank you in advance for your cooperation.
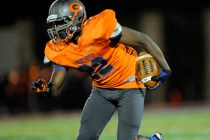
[110,22,122,39]
[43,56,50,64]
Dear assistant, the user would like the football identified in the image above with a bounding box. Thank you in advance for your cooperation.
[135,51,160,88]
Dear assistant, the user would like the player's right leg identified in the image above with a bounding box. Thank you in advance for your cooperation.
[76,87,116,140]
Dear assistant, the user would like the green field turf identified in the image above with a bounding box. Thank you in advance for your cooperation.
[0,105,209,140]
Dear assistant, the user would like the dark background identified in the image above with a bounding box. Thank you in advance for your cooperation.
[0,0,209,114]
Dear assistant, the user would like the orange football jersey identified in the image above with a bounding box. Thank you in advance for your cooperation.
[44,9,145,89]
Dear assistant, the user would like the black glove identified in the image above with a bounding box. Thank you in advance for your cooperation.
[147,69,172,90]
[31,78,52,96]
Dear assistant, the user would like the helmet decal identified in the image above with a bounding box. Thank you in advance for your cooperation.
[69,2,82,14]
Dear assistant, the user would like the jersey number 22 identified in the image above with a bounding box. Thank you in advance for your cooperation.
[78,57,114,80]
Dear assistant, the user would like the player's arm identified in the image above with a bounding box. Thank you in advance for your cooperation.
[120,26,170,71]
[32,64,68,97]
[109,24,171,90]
[49,68,67,97]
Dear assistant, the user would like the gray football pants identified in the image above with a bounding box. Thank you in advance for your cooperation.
[76,87,146,140]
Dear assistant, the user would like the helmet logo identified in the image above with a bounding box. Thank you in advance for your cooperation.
[69,2,82,14]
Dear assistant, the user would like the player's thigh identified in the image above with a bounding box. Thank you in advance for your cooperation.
[80,87,116,130]
[118,88,145,129]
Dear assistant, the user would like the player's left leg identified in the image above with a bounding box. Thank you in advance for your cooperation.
[117,88,146,140]
[77,87,116,140]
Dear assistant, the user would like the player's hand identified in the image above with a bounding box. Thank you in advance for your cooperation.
[147,69,172,91]
[31,78,51,96]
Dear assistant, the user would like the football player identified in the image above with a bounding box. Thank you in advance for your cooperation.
[32,0,171,139]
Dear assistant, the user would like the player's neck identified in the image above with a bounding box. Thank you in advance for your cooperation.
[71,31,82,44]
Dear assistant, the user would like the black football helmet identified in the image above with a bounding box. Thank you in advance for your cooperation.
[47,0,87,43]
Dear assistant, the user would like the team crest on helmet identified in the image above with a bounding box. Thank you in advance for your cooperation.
[69,2,82,13]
